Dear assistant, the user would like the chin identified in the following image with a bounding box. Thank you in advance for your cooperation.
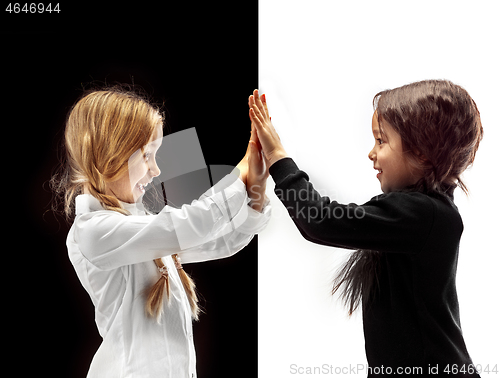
[380,181,392,194]
[126,187,143,203]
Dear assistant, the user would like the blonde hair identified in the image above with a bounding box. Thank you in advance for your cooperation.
[52,86,200,321]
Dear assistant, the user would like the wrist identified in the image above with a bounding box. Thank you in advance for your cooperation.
[268,150,289,167]
[249,193,267,213]
[247,183,267,211]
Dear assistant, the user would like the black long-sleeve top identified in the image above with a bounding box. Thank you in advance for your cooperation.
[269,158,479,377]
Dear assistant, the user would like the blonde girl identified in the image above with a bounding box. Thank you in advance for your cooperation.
[53,87,270,377]
[249,80,483,377]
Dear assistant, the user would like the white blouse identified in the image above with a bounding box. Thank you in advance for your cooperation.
[67,173,271,378]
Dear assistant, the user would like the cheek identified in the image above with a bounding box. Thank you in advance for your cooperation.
[377,149,391,169]
[128,163,148,184]
[379,147,400,169]
[382,153,415,185]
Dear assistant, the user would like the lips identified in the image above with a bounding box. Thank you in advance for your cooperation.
[374,167,383,179]
[136,181,150,193]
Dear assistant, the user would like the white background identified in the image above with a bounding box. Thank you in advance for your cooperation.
[258,0,499,376]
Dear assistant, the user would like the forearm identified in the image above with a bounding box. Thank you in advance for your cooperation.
[269,158,345,245]
[269,157,434,253]
[181,195,272,264]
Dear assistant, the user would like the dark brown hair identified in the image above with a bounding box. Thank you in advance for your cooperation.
[374,79,483,195]
[333,79,483,315]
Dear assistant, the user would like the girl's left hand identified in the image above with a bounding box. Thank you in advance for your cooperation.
[249,89,288,167]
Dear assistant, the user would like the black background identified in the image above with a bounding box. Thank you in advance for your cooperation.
[3,3,258,377]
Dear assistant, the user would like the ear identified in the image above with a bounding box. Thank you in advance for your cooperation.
[413,149,429,164]
[405,149,429,178]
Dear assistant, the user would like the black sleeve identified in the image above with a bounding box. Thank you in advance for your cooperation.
[269,158,435,254]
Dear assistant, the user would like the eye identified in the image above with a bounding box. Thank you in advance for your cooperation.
[143,151,152,161]
[376,138,384,145]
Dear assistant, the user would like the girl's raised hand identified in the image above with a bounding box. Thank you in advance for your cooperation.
[235,121,269,212]
[248,89,288,167]
[246,122,269,212]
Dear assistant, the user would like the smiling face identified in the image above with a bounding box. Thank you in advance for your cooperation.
[106,124,163,203]
[368,111,423,193]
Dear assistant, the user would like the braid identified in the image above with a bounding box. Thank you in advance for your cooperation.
[173,254,200,321]
[88,185,128,215]
[146,255,201,322]
[146,258,171,322]
[85,164,129,215]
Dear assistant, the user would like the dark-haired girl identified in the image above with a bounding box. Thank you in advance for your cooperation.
[249,80,483,377]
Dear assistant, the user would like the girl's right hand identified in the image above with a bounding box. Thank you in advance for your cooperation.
[236,123,269,212]
[235,130,253,186]
[246,123,269,212]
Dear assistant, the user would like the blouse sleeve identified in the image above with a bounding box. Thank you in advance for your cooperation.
[71,173,271,270]
[269,158,435,254]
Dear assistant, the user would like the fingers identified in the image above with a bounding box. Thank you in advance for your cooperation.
[253,89,269,119]
[249,107,263,129]
[249,89,269,128]
[251,122,263,151]
[249,106,266,129]
[261,94,270,120]
[256,91,267,116]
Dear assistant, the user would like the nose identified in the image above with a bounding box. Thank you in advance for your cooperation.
[148,159,161,178]
[368,147,376,162]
